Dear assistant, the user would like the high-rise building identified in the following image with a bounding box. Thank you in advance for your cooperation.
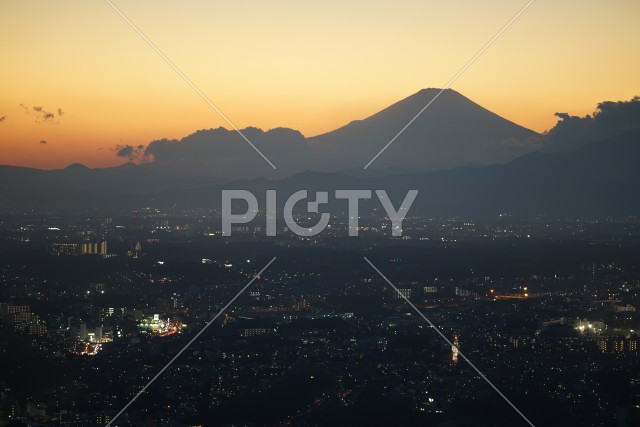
[81,241,108,255]
[2,305,47,335]
[597,338,609,353]
[28,323,47,336]
[79,323,87,341]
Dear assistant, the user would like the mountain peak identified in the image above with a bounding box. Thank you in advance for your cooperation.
[64,163,89,171]
[417,87,456,94]
[414,87,462,98]
[408,88,473,106]
[309,88,539,173]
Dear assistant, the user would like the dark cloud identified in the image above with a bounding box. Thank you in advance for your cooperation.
[143,127,309,177]
[20,104,64,124]
[543,96,640,152]
[0,116,5,123]
[116,145,134,158]
[115,144,145,161]
[39,140,47,145]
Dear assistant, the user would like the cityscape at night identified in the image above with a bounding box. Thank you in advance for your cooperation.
[1,211,640,425]
[1,1,640,426]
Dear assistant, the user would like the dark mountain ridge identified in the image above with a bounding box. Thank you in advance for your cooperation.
[0,129,637,217]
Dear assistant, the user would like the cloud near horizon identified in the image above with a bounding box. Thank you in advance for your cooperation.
[542,96,640,151]
[142,127,309,177]
[115,144,145,161]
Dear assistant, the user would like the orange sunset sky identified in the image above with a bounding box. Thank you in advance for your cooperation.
[0,0,638,169]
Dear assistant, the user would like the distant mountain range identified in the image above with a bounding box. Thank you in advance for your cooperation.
[1,129,638,216]
[0,161,223,196]
[1,89,638,216]
[140,88,541,178]
[160,128,640,216]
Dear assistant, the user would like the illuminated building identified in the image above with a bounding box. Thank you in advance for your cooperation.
[28,323,47,336]
[2,305,47,335]
[394,288,412,299]
[294,299,310,311]
[2,304,29,325]
[455,287,474,297]
[128,241,143,258]
[614,304,636,312]
[575,318,605,334]
[452,335,459,363]
[51,243,82,256]
[138,314,181,336]
[595,337,638,354]
[597,338,608,353]
[240,328,270,337]
[77,323,111,343]
[613,339,625,353]
[52,241,108,256]
[81,241,108,255]
[73,341,101,356]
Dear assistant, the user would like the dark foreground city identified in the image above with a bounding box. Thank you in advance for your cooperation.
[1,211,640,426]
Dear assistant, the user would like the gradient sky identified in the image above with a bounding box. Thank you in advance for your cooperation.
[0,0,638,169]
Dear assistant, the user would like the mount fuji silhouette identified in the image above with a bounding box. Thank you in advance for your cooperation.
[139,88,540,178]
